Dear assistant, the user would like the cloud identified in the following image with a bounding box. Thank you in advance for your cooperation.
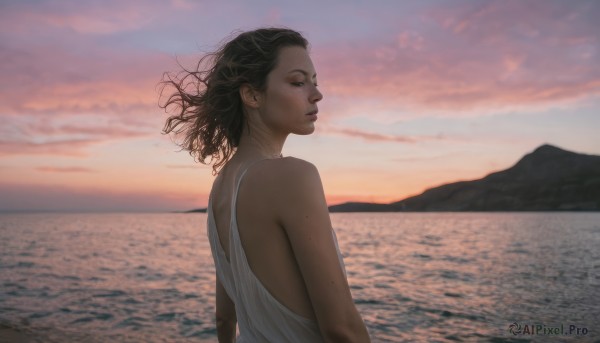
[20,122,154,138]
[322,127,416,143]
[0,0,168,35]
[169,0,197,10]
[391,152,465,163]
[312,0,600,117]
[320,126,447,144]
[0,12,186,158]
[4,0,597,128]
[7,0,595,124]
[0,42,173,117]
[0,139,96,157]
[0,121,153,157]
[35,166,96,173]
[165,164,199,169]
[0,182,202,212]
[1,0,598,159]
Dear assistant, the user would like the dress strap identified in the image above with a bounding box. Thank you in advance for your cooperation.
[236,157,282,193]
[230,157,282,218]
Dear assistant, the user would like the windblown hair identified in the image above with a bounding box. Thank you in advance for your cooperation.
[159,28,308,174]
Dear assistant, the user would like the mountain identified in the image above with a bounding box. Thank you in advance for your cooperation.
[329,144,600,212]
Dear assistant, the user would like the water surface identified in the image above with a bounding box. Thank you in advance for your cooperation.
[1,212,598,342]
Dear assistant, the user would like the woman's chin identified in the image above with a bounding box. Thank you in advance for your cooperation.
[294,124,316,135]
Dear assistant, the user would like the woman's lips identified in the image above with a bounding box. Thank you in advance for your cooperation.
[306,110,318,121]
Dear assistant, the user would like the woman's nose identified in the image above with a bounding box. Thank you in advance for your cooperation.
[311,86,323,103]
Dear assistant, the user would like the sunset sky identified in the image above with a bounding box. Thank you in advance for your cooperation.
[1,0,599,212]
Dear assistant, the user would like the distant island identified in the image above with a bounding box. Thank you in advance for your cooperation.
[184,208,207,213]
[329,144,600,212]
[185,144,600,213]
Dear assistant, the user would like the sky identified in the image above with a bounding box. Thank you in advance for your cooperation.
[1,0,599,212]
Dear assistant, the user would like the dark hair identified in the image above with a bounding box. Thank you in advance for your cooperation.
[159,27,309,174]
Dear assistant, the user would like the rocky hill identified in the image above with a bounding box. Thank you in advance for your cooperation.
[329,144,600,212]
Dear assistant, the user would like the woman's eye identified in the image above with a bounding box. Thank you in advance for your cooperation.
[291,82,304,86]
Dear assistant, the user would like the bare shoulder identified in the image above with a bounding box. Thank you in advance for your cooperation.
[242,156,325,216]
[263,156,320,185]
[243,156,320,188]
[265,157,327,223]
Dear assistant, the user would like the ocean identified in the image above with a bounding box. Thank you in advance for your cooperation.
[1,212,599,342]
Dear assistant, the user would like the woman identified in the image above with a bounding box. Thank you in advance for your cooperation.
[161,28,370,342]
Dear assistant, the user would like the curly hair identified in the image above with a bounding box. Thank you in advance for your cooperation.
[159,28,309,174]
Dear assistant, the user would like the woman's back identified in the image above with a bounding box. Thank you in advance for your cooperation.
[210,157,318,319]
[208,157,346,341]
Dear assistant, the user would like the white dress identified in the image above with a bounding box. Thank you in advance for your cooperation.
[207,159,347,342]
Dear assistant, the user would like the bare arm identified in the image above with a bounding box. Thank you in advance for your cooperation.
[274,158,371,343]
[216,277,236,343]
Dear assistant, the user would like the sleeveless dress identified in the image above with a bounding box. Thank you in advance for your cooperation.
[206,159,347,342]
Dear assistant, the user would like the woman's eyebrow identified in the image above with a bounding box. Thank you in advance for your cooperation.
[288,69,317,78]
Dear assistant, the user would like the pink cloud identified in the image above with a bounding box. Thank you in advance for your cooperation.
[170,0,196,10]
[0,121,153,157]
[1,0,597,161]
[264,7,282,25]
[0,182,202,212]
[0,42,173,117]
[165,164,199,169]
[0,139,96,157]
[0,0,167,35]
[312,1,600,116]
[20,122,154,138]
[0,28,171,156]
[392,153,464,163]
[321,127,416,143]
[35,166,96,173]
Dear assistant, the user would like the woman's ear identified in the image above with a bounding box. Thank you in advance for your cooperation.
[240,84,260,109]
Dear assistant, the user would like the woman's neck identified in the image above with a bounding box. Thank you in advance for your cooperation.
[236,125,287,160]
